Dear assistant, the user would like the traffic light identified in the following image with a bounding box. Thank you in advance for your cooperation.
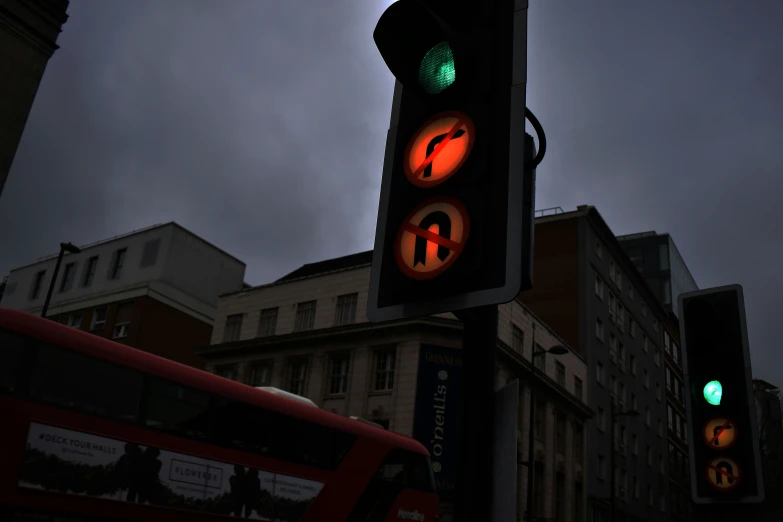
[367,0,534,322]
[679,285,765,504]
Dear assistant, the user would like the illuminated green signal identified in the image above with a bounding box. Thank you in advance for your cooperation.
[703,380,723,406]
[419,41,455,94]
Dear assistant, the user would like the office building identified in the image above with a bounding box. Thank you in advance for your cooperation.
[0,222,246,368]
[0,0,70,197]
[518,205,676,522]
[199,251,592,522]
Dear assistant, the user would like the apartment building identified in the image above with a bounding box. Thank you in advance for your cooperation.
[0,222,246,368]
[0,0,70,197]
[617,230,698,521]
[198,251,591,522]
[518,206,676,522]
[754,379,783,521]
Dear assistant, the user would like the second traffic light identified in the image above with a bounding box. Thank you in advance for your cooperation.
[679,285,764,504]
[367,0,533,322]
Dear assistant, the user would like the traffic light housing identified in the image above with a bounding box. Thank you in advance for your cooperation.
[679,285,764,504]
[367,0,532,322]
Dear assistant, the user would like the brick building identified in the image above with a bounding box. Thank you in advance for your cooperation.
[199,251,591,522]
[0,222,246,368]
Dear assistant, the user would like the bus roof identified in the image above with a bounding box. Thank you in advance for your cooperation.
[0,307,428,455]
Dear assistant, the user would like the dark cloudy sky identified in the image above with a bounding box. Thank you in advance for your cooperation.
[1,1,781,381]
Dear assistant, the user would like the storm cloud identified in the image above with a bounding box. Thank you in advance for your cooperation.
[1,1,781,382]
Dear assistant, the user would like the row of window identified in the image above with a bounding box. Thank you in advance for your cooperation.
[222,293,359,343]
[595,455,667,512]
[667,404,688,443]
[510,324,584,402]
[665,366,685,407]
[533,400,585,465]
[669,442,691,481]
[1,328,355,470]
[529,464,583,522]
[51,302,134,340]
[214,348,397,398]
[29,240,161,301]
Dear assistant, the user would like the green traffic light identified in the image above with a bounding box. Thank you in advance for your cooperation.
[419,41,455,94]
[703,380,723,406]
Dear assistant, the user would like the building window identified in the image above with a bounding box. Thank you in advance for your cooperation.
[672,342,680,364]
[535,399,547,439]
[629,318,636,337]
[646,408,651,427]
[90,306,108,331]
[249,362,271,387]
[658,419,664,437]
[608,293,617,323]
[596,318,604,342]
[667,406,674,431]
[659,243,670,270]
[329,354,350,395]
[647,446,652,466]
[615,270,622,292]
[631,393,637,411]
[334,293,358,326]
[654,347,661,367]
[288,360,308,396]
[609,333,617,362]
[574,376,583,401]
[257,307,278,337]
[609,259,616,284]
[596,239,603,259]
[648,486,654,506]
[664,332,671,354]
[83,256,98,287]
[59,263,76,292]
[595,274,604,300]
[67,311,83,329]
[620,382,626,408]
[633,475,639,498]
[556,412,566,454]
[641,302,647,318]
[597,362,605,385]
[617,304,625,332]
[656,383,662,401]
[534,462,545,517]
[644,370,650,389]
[574,422,584,463]
[556,362,565,387]
[374,350,396,391]
[642,333,649,353]
[666,367,672,390]
[214,364,237,380]
[223,313,243,342]
[653,318,659,333]
[110,248,126,280]
[112,301,134,339]
[534,344,545,371]
[597,406,605,432]
[140,239,161,268]
[597,454,606,479]
[632,434,638,455]
[630,354,636,375]
[555,472,566,522]
[294,300,317,331]
[30,270,46,299]
[628,284,634,300]
[512,325,524,352]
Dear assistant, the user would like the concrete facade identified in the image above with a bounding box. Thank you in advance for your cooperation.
[1,222,246,367]
[519,206,676,522]
[200,257,591,522]
[0,0,69,197]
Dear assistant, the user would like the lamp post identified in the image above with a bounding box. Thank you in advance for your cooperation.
[609,402,640,522]
[41,242,81,318]
[524,326,568,522]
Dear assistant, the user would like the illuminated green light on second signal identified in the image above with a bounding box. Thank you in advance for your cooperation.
[703,380,723,406]
[419,41,455,94]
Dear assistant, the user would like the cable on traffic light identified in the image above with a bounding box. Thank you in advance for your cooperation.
[525,107,546,170]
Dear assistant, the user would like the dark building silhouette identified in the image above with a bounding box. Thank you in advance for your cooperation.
[754,379,783,521]
[0,0,70,197]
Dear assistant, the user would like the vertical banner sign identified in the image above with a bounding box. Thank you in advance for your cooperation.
[412,344,464,504]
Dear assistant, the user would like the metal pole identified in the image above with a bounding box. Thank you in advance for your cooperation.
[41,246,65,318]
[453,305,498,522]
[525,324,537,521]
[610,400,615,522]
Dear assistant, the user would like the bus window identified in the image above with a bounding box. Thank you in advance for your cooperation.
[29,343,143,423]
[143,377,212,441]
[212,398,356,470]
[0,329,24,394]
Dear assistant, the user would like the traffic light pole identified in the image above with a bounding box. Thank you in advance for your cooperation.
[453,305,498,522]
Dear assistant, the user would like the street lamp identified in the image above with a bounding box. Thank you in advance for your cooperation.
[609,404,640,522]
[524,331,568,522]
[41,242,81,318]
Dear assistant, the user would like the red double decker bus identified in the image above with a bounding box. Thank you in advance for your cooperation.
[0,308,438,522]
